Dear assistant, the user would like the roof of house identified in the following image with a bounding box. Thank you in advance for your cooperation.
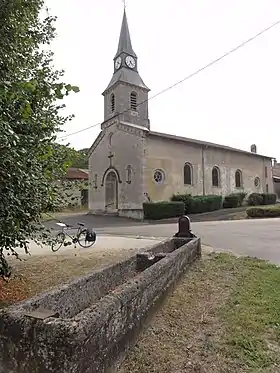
[148,130,274,160]
[66,168,89,180]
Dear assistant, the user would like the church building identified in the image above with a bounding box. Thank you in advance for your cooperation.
[88,9,274,219]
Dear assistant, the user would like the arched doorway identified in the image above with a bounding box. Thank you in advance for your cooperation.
[105,171,118,210]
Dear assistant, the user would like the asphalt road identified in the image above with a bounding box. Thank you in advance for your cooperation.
[99,218,280,264]
[45,214,280,264]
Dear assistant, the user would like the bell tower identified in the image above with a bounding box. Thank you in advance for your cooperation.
[102,8,150,129]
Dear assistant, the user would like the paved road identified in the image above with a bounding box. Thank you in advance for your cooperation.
[44,214,280,264]
[93,218,280,265]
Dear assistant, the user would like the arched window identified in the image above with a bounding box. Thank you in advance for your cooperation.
[110,93,115,112]
[235,169,242,188]
[130,92,137,111]
[108,132,113,147]
[93,173,98,189]
[126,165,132,184]
[212,166,220,187]
[184,163,192,185]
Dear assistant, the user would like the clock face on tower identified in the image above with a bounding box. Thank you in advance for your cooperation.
[125,55,136,69]
[115,57,122,70]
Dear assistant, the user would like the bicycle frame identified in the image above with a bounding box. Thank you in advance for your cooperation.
[56,223,83,246]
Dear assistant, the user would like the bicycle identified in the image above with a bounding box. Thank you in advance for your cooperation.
[51,222,96,252]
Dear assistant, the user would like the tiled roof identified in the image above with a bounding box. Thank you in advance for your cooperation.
[66,168,89,180]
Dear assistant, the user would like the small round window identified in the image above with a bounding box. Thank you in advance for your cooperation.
[153,169,165,184]
[254,177,260,188]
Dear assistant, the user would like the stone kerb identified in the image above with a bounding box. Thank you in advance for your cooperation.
[0,236,201,373]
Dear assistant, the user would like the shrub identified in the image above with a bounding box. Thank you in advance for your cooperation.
[171,194,222,214]
[247,193,277,206]
[190,195,222,214]
[247,193,264,206]
[223,194,240,208]
[262,193,277,205]
[223,192,247,208]
[143,201,185,220]
[236,192,247,204]
[170,194,192,214]
[246,205,280,218]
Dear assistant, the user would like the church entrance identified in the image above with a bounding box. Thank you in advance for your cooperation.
[105,171,118,211]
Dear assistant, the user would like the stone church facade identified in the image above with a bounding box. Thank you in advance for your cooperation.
[88,9,274,219]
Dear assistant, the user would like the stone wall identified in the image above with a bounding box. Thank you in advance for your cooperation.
[145,134,273,200]
[0,237,201,373]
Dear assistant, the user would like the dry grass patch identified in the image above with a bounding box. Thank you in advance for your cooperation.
[119,253,280,373]
[0,247,137,308]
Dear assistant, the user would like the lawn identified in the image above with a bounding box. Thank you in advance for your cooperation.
[119,253,280,373]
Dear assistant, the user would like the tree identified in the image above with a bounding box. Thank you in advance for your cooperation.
[0,0,79,277]
[71,148,89,169]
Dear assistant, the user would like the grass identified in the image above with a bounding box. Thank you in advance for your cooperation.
[119,253,280,373]
[0,247,137,309]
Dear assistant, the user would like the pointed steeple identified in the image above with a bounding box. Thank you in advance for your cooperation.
[103,7,150,94]
[115,8,137,59]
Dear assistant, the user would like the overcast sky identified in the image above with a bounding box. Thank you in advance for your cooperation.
[45,0,280,160]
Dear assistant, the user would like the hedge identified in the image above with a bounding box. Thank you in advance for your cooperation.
[171,194,192,213]
[143,201,185,220]
[171,194,222,214]
[246,205,280,218]
[247,193,277,206]
[223,192,247,209]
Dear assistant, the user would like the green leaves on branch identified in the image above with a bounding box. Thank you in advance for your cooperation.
[0,0,80,277]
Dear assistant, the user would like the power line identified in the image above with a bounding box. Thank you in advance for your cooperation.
[58,18,280,141]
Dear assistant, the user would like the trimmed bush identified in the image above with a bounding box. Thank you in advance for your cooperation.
[170,194,192,214]
[190,195,222,214]
[143,201,184,220]
[262,193,277,205]
[171,194,222,214]
[247,193,277,206]
[223,194,240,208]
[247,193,263,206]
[223,192,247,208]
[246,205,280,218]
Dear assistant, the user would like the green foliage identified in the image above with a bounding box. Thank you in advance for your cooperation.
[190,195,222,214]
[262,193,277,205]
[246,205,280,218]
[71,148,89,169]
[247,193,264,206]
[170,194,192,213]
[223,192,247,209]
[0,0,79,276]
[171,194,222,214]
[143,201,184,220]
[247,193,277,206]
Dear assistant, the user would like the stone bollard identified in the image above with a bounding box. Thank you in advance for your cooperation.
[173,215,197,238]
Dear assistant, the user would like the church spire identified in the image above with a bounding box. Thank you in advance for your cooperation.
[103,7,149,94]
[115,8,137,59]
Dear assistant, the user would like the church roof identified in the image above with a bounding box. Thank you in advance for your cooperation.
[148,130,274,159]
[103,68,149,93]
[115,9,137,58]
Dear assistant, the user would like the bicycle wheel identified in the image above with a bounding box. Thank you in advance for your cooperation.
[77,229,96,248]
[51,232,65,252]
